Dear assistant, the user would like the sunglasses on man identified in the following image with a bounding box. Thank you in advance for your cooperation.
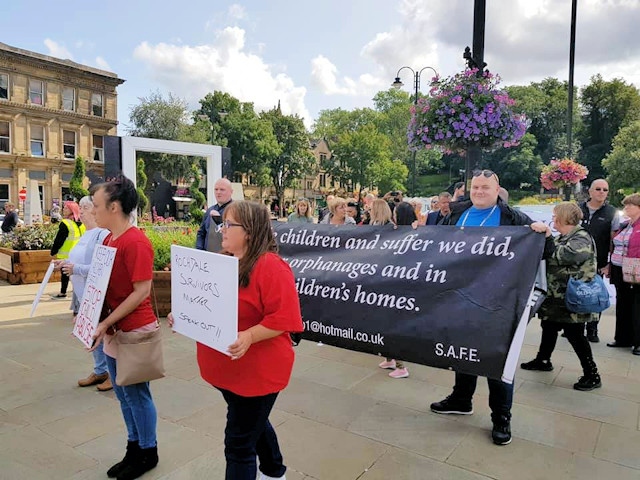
[472,169,499,183]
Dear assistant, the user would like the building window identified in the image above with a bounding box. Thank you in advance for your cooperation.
[29,79,44,105]
[233,172,243,183]
[30,125,44,156]
[92,135,104,162]
[306,180,313,190]
[63,130,76,159]
[0,74,7,100]
[319,174,326,187]
[91,93,103,116]
[62,87,75,111]
[0,184,8,208]
[0,121,9,153]
[319,153,327,163]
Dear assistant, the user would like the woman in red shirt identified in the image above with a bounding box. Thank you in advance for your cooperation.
[169,201,303,480]
[90,176,160,480]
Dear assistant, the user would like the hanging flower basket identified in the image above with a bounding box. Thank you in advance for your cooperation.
[540,158,588,191]
[408,68,528,154]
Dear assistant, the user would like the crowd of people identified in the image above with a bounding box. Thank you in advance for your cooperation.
[23,168,637,479]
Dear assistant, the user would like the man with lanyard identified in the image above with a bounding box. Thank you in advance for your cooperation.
[579,179,618,343]
[196,178,233,252]
[430,169,553,446]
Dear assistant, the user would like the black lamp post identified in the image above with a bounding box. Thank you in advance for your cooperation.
[462,0,487,192]
[392,66,438,197]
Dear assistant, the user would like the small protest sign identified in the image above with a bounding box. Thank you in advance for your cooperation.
[170,245,238,355]
[73,245,117,348]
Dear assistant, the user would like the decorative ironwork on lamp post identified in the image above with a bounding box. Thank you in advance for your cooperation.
[391,66,438,197]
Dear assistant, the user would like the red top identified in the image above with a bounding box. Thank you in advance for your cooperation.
[197,252,303,397]
[104,227,157,332]
[627,218,640,258]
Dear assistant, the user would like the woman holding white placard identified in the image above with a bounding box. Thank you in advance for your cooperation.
[169,201,303,480]
[61,195,111,391]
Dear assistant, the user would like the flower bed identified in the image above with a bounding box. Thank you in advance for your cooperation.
[408,68,527,154]
[0,224,60,284]
[144,226,197,317]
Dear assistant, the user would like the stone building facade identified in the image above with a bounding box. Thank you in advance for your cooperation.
[0,42,124,214]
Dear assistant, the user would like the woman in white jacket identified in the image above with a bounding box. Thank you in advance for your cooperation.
[60,195,111,391]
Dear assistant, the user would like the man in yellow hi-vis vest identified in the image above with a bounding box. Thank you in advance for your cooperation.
[51,201,85,299]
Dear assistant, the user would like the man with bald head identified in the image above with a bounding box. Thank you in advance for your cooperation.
[196,177,234,251]
[430,169,553,446]
[579,178,619,343]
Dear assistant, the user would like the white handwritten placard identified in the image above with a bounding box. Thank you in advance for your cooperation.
[73,245,117,348]
[170,245,238,354]
[30,261,56,317]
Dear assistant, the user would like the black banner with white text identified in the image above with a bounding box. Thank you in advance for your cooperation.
[273,223,545,382]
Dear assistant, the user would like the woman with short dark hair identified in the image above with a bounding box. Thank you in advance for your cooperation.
[91,175,160,480]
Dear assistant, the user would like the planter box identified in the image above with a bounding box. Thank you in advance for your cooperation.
[0,247,62,285]
[152,270,171,318]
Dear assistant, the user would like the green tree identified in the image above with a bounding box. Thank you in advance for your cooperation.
[602,120,640,190]
[188,163,206,224]
[128,91,195,183]
[483,133,543,191]
[69,156,89,199]
[507,78,580,163]
[136,158,149,215]
[579,74,640,179]
[261,108,314,214]
[328,123,399,198]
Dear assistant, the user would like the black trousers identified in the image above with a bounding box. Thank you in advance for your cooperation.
[218,388,285,480]
[611,265,640,346]
[60,272,70,295]
[538,321,595,371]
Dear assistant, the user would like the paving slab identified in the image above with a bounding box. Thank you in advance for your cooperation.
[1,283,639,479]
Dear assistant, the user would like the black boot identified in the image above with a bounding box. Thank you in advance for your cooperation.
[107,441,140,478]
[574,357,602,391]
[586,321,599,343]
[520,357,553,371]
[116,446,158,480]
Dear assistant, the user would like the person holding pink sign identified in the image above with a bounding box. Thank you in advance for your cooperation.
[90,175,160,480]
[169,201,303,480]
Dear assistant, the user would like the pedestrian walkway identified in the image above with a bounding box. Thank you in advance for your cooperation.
[0,281,639,479]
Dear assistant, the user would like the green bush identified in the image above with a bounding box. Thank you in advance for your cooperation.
[0,224,58,250]
[143,226,197,271]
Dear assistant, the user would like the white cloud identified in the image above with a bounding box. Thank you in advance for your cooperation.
[228,4,246,20]
[310,55,386,97]
[315,0,640,102]
[133,26,311,126]
[94,56,111,71]
[44,39,74,60]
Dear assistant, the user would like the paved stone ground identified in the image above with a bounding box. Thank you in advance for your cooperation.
[0,281,639,479]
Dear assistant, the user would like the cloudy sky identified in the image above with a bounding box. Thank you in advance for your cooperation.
[3,0,639,130]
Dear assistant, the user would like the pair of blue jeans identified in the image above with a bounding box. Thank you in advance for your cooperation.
[92,341,108,375]
[452,372,514,425]
[105,354,157,449]
[218,388,285,480]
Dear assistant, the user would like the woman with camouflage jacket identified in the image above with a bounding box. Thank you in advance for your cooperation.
[521,202,602,391]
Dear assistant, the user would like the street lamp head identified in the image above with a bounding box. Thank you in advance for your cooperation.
[219,110,229,120]
[197,114,209,122]
[391,77,404,89]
